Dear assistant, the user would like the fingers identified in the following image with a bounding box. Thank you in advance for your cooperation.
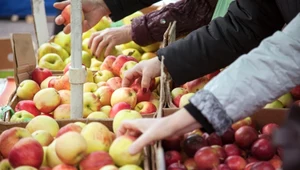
[141,70,152,90]
[53,1,70,10]
[88,32,98,49]
[122,66,142,87]
[90,34,103,56]
[63,25,71,34]
[105,43,115,56]
[55,15,65,25]
[117,120,141,137]
[129,129,156,155]
[95,39,108,57]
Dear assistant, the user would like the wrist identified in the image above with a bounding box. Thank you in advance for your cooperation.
[123,25,132,42]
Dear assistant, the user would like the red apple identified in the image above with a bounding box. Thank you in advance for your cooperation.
[109,102,131,118]
[182,134,208,157]
[52,164,77,170]
[290,85,300,100]
[136,89,152,103]
[206,70,221,80]
[235,126,258,149]
[244,163,255,170]
[56,123,82,138]
[130,77,156,92]
[223,144,241,157]
[15,100,41,117]
[207,133,223,146]
[112,55,137,76]
[277,148,283,159]
[221,128,235,144]
[258,134,271,140]
[100,55,117,72]
[251,161,275,170]
[194,147,220,169]
[63,63,71,74]
[134,101,157,115]
[225,156,247,170]
[79,151,114,170]
[110,87,137,108]
[167,162,187,170]
[247,156,259,163]
[231,117,254,131]
[182,77,209,93]
[61,4,84,25]
[251,138,276,161]
[173,94,184,107]
[31,67,53,85]
[40,166,52,170]
[211,145,227,162]
[106,77,122,90]
[165,150,182,167]
[213,164,231,170]
[162,136,183,151]
[262,123,279,136]
[8,137,43,168]
[183,158,197,170]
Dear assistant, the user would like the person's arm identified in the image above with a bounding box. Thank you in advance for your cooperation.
[157,0,285,86]
[131,0,217,46]
[185,13,300,135]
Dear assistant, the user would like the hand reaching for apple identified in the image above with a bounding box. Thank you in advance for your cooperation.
[122,57,161,90]
[54,0,111,34]
[117,108,201,155]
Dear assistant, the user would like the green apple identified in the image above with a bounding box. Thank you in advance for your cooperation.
[38,53,65,70]
[87,111,109,119]
[38,42,69,61]
[122,48,141,61]
[264,100,284,109]
[100,105,112,116]
[82,38,92,55]
[82,28,97,40]
[54,31,71,54]
[119,61,138,79]
[93,16,111,31]
[179,93,195,108]
[141,52,156,60]
[86,68,94,82]
[93,70,114,84]
[122,11,144,25]
[81,51,92,68]
[112,109,142,134]
[121,41,143,53]
[90,58,102,71]
[141,42,160,52]
[83,82,98,93]
[64,57,71,65]
[277,93,293,108]
[42,147,48,166]
[10,110,35,122]
[119,165,143,170]
[0,159,13,170]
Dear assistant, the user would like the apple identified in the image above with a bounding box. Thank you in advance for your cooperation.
[90,58,102,71]
[119,164,143,170]
[141,52,156,61]
[134,101,157,114]
[231,117,255,131]
[162,136,183,151]
[100,55,116,72]
[63,63,71,74]
[87,111,109,119]
[48,73,70,91]
[171,87,188,99]
[211,145,227,162]
[95,86,114,106]
[165,150,181,167]
[33,88,61,114]
[82,92,102,117]
[119,61,138,79]
[14,166,38,170]
[207,133,223,146]
[52,164,77,170]
[82,51,92,68]
[56,123,82,138]
[184,129,203,138]
[38,42,69,61]
[58,90,71,104]
[235,126,258,149]
[84,82,98,93]
[182,77,209,93]
[184,158,197,170]
[291,85,300,100]
[0,159,13,170]
[106,77,122,90]
[93,16,111,31]
[172,94,184,107]
[264,100,284,109]
[141,42,160,52]
[112,109,142,134]
[111,87,137,108]
[277,93,293,107]
[194,147,220,169]
[225,156,247,170]
[100,165,119,170]
[121,48,141,61]
[109,102,132,118]
[15,100,41,117]
[121,40,143,52]
[26,115,60,137]
[46,140,63,168]
[32,130,54,146]
[38,53,65,70]
[81,122,113,153]
[167,162,187,170]
[251,162,275,170]
[74,122,87,129]
[39,166,52,170]
[221,128,235,144]
[112,55,138,76]
[223,144,241,157]
[40,76,56,89]
[54,31,71,54]
[79,151,114,170]
[94,70,114,84]
[206,70,221,80]
[100,105,112,116]
[16,80,40,100]
[130,77,156,92]
[269,155,282,169]
[9,137,43,168]
[0,127,32,158]
[151,99,160,109]
[61,4,84,25]
[10,110,35,122]
[262,123,279,136]
[82,27,97,40]
[213,164,231,170]
[182,134,208,157]
[97,82,109,87]
[179,93,195,108]
[251,138,276,161]
[109,135,143,166]
[31,67,53,85]
[53,104,70,119]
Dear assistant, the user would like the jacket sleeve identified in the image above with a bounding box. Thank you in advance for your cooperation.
[185,13,300,135]
[103,0,160,21]
[157,0,285,86]
[131,0,217,46]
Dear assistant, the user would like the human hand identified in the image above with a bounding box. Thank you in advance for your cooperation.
[122,57,161,90]
[54,0,111,34]
[117,109,201,155]
[88,25,132,57]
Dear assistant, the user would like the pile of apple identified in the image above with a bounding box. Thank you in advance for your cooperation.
[162,117,282,170]
[12,54,160,122]
[0,112,146,170]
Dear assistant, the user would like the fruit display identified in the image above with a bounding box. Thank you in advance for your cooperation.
[161,117,282,170]
[10,60,160,121]
[0,116,146,169]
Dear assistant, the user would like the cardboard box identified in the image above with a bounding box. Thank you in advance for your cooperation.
[0,38,14,78]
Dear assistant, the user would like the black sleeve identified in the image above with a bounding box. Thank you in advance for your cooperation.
[104,0,160,21]
[157,0,285,85]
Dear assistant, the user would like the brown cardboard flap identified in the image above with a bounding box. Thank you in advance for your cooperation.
[10,34,37,86]
[0,38,14,70]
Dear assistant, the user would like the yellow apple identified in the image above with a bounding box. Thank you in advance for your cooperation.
[100,165,119,170]
[64,57,71,65]
[82,38,92,55]
[40,76,56,89]
[93,16,111,31]
[141,42,160,52]
[46,140,63,168]
[42,146,48,166]
[10,110,35,122]
[82,28,97,40]
[120,41,143,53]
[38,53,65,71]
[53,104,70,119]
[55,132,87,165]
[119,61,138,79]
[94,86,114,106]
[179,93,195,108]
[58,90,71,104]
[26,115,60,137]
[74,122,87,129]
[119,165,143,170]
[83,82,98,93]
[54,31,71,54]
[85,68,94,82]
[16,80,40,100]
[38,42,69,61]
[93,70,114,84]
[87,111,109,119]
[122,48,141,61]
[33,88,61,114]
[32,130,54,146]
[90,58,103,71]
[111,87,137,108]
[80,51,92,68]
[14,166,38,170]
[150,99,159,110]
[122,11,144,25]
[112,109,142,134]
[141,52,156,60]
[83,92,102,118]
[100,105,112,116]
[81,122,113,153]
[109,135,144,166]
